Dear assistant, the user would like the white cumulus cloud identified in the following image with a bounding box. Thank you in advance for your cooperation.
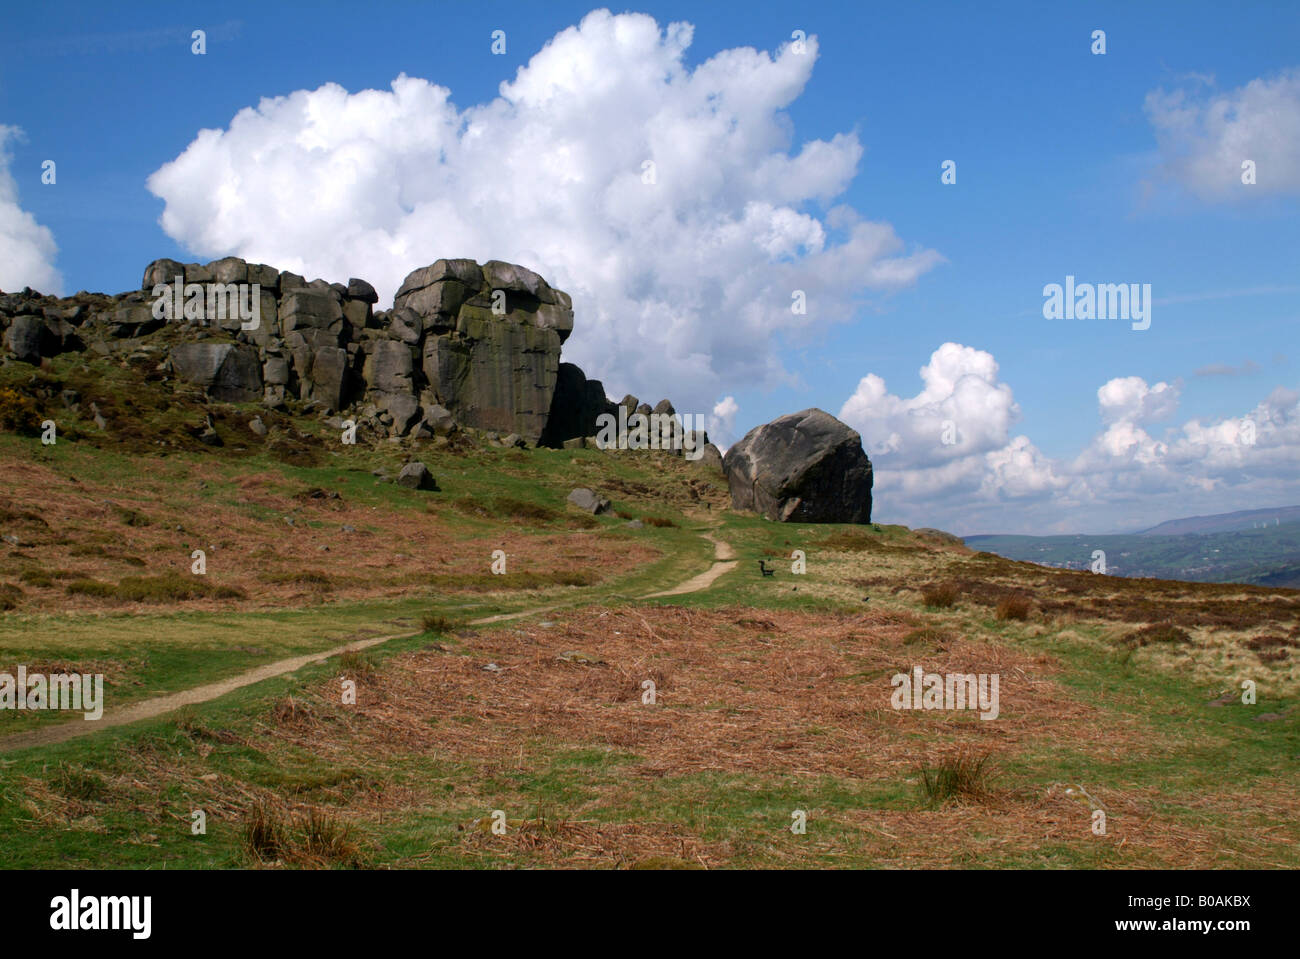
[1145,68,1300,198]
[838,342,1068,525]
[839,342,1021,469]
[841,345,1300,535]
[708,395,740,448]
[0,125,61,294]
[145,9,940,417]
[1097,376,1181,424]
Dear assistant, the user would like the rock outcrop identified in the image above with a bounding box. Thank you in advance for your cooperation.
[0,255,731,469]
[722,408,873,523]
[0,256,604,449]
[170,342,263,403]
[394,258,574,443]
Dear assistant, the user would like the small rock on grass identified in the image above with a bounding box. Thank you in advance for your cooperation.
[567,487,610,514]
[396,461,437,491]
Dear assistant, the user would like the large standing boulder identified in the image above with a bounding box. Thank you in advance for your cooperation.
[360,338,419,434]
[304,345,349,411]
[171,342,264,402]
[396,258,572,445]
[3,315,50,364]
[722,408,873,523]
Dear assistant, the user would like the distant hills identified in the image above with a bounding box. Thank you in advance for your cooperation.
[965,507,1300,588]
[1136,505,1300,537]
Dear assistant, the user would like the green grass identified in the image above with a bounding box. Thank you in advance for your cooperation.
[2,383,1297,868]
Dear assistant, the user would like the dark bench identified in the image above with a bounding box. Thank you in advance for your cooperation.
[758,560,775,577]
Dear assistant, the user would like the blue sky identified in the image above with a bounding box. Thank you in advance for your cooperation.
[1,1,1297,534]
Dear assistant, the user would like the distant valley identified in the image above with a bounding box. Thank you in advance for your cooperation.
[966,507,1300,588]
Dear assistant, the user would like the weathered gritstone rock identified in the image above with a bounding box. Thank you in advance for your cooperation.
[723,408,873,523]
[694,440,724,471]
[396,461,437,490]
[171,342,263,403]
[3,315,49,364]
[567,487,611,514]
[394,258,577,444]
[421,306,560,443]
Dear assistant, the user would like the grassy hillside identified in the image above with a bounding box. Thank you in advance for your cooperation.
[1,356,1298,869]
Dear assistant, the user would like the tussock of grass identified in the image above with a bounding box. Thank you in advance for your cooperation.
[420,613,456,634]
[995,596,1032,621]
[921,583,960,608]
[241,802,364,868]
[1121,622,1193,649]
[19,568,74,586]
[819,530,879,552]
[630,856,706,870]
[450,496,493,519]
[111,506,150,527]
[63,579,116,598]
[902,626,951,647]
[54,765,108,803]
[491,496,559,523]
[68,543,109,557]
[0,505,48,526]
[339,650,375,680]
[271,696,314,725]
[449,494,599,529]
[300,807,364,867]
[918,751,997,807]
[242,802,288,862]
